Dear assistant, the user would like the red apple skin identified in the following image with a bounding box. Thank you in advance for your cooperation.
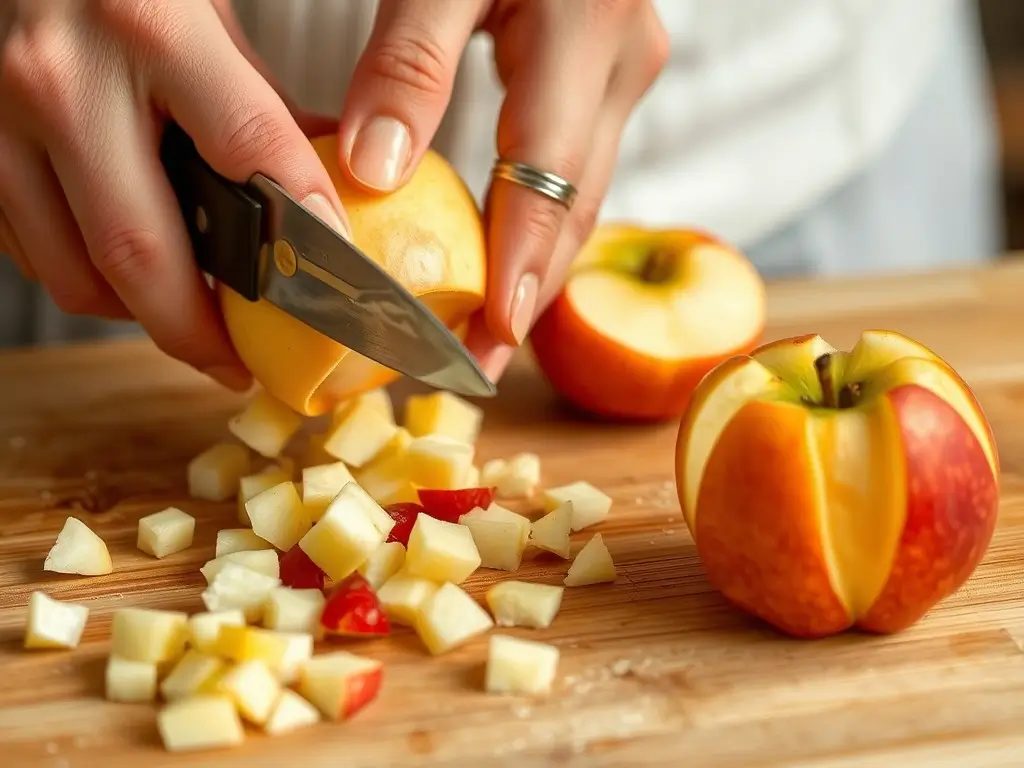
[385,502,423,546]
[338,665,383,720]
[321,574,390,638]
[417,488,495,523]
[280,545,326,590]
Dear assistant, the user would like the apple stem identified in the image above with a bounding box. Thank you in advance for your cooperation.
[639,248,676,284]
[814,352,859,409]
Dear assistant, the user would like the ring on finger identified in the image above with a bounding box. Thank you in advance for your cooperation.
[491,159,578,210]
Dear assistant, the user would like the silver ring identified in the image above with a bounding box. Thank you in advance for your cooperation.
[491,160,577,210]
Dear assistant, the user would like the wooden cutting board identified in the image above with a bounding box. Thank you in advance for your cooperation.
[3,261,1024,767]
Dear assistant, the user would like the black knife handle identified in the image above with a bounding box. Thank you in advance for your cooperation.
[159,122,265,301]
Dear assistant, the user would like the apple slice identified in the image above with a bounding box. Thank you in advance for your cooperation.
[137,507,195,559]
[460,517,526,572]
[528,502,572,559]
[405,514,481,584]
[263,587,326,634]
[403,391,483,444]
[323,399,398,468]
[542,482,612,532]
[215,528,275,558]
[417,487,495,523]
[357,541,406,589]
[299,651,383,720]
[201,550,280,584]
[237,465,291,525]
[376,574,438,627]
[228,391,304,459]
[485,634,560,696]
[218,659,282,725]
[279,545,326,590]
[23,591,89,650]
[106,655,159,702]
[188,442,252,502]
[187,610,246,654]
[264,689,321,735]
[302,461,356,520]
[320,574,390,638]
[157,695,245,752]
[415,582,494,656]
[44,516,113,576]
[383,502,423,546]
[111,608,189,664]
[298,483,387,582]
[245,481,312,551]
[201,561,282,622]
[160,649,226,701]
[405,435,475,490]
[564,533,617,586]
[485,581,564,629]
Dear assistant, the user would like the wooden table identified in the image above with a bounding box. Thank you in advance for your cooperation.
[2,261,1024,767]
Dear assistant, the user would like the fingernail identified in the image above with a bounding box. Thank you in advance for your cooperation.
[481,344,516,382]
[509,273,539,345]
[301,193,352,239]
[204,365,252,393]
[349,116,411,191]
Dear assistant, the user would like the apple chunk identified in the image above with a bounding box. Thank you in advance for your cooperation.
[298,483,388,581]
[111,607,189,664]
[201,561,282,622]
[137,507,195,559]
[482,453,542,498]
[528,502,572,559]
[415,582,494,656]
[188,610,246,654]
[24,591,90,650]
[323,399,398,468]
[218,660,282,725]
[405,514,481,584]
[564,533,617,586]
[264,689,321,735]
[157,695,245,752]
[485,635,560,696]
[298,651,383,720]
[460,517,526,571]
[333,388,395,427]
[376,574,438,627]
[188,442,252,502]
[237,465,291,525]
[418,487,496,523]
[302,461,356,520]
[201,550,280,583]
[106,655,159,702]
[357,540,406,589]
[245,481,312,551]
[279,545,326,590]
[215,528,275,558]
[543,481,612,532]
[44,516,113,576]
[403,391,483,444]
[160,649,226,701]
[321,574,390,638]
[228,391,304,459]
[405,435,475,490]
[263,587,326,634]
[485,581,564,629]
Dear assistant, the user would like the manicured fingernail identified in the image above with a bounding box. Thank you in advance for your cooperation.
[349,116,411,191]
[509,273,539,345]
[301,193,351,239]
[481,344,516,382]
[204,365,252,393]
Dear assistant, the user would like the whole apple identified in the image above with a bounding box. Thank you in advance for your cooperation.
[675,330,1000,638]
[530,225,766,421]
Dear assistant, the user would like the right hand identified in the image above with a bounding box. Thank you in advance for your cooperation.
[0,0,349,390]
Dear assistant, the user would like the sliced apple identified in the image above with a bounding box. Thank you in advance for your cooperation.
[264,689,322,735]
[263,587,326,635]
[106,655,159,702]
[528,502,572,559]
[320,573,390,638]
[200,550,280,584]
[302,461,356,520]
[357,541,406,589]
[298,651,384,721]
[485,634,560,696]
[237,465,292,526]
[160,649,226,701]
[279,545,326,590]
[403,391,483,444]
[157,694,245,752]
[244,481,312,551]
[215,528,276,558]
[218,659,282,725]
[417,487,495,524]
[188,442,252,502]
[405,513,481,584]
[298,483,388,582]
[486,581,564,629]
[201,561,282,622]
[228,391,304,459]
[23,591,89,650]
[376,574,438,627]
[323,399,398,468]
[137,507,195,559]
[43,516,113,576]
[187,610,246,654]
[415,582,494,656]
[542,481,612,532]
[111,608,189,664]
[564,533,617,586]
[405,435,474,490]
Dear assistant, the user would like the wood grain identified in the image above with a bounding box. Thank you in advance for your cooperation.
[3,260,1024,767]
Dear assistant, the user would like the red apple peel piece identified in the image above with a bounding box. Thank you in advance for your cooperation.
[384,502,423,546]
[417,487,496,523]
[321,573,390,638]
[279,546,325,591]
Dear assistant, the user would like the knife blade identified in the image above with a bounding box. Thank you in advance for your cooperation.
[159,122,496,399]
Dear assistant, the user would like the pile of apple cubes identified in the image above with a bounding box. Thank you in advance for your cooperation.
[26,388,618,753]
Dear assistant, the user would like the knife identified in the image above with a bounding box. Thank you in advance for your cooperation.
[158,121,496,399]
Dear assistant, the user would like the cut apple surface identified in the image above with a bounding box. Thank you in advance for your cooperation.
[298,651,384,720]
[219,659,282,725]
[216,625,291,668]
[676,329,1000,638]
[302,461,356,520]
[460,516,527,571]
[542,482,612,532]
[485,634,560,696]
[357,540,406,589]
[44,516,113,576]
[201,562,282,622]
[461,503,532,548]
[321,573,390,638]
[111,608,189,664]
[237,466,291,526]
[564,534,617,587]
[415,582,494,656]
[417,487,495,523]
[264,689,321,735]
[263,587,326,634]
[405,513,481,584]
[106,655,159,702]
[188,610,246,654]
[333,388,395,428]
[157,694,245,752]
[160,649,226,701]
[376,574,438,627]
[24,591,89,650]
[245,481,312,551]
[482,453,541,498]
[298,482,388,581]
[228,391,304,459]
[403,391,483,444]
[201,550,280,584]
[528,502,572,559]
[279,545,326,590]
[188,442,252,502]
[137,507,195,559]
[323,399,398,468]
[215,528,275,558]
[405,435,475,490]
[485,581,564,629]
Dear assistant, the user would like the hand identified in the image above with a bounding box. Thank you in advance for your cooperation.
[0,0,349,390]
[337,0,669,380]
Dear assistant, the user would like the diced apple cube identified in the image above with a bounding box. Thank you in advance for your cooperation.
[333,388,394,427]
[415,582,494,656]
[462,503,531,548]
[157,695,245,752]
[111,608,188,664]
[460,518,526,571]
[201,562,281,622]
[357,541,406,589]
[360,474,420,507]
[228,391,303,459]
[528,501,572,559]
[106,655,158,702]
[216,625,290,667]
[218,660,281,725]
[215,528,275,558]
[405,514,481,584]
[298,483,387,581]
[23,591,89,650]
[276,632,314,685]
[497,453,542,497]
[543,481,612,531]
[188,610,246,653]
[137,507,195,559]
[245,481,311,551]
[323,400,398,468]
[264,689,321,735]
[298,651,383,721]
[376,574,438,626]
[464,465,481,487]
[564,533,617,586]
[485,635,560,696]
[43,516,112,576]
[301,461,356,520]
[263,587,325,634]
[160,649,226,701]
[201,549,280,584]
[188,442,251,502]
[486,581,564,629]
[480,459,507,488]
[403,391,483,444]
[237,466,291,525]
[405,435,474,490]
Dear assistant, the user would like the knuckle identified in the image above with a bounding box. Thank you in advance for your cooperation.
[97,0,186,57]
[217,104,293,172]
[152,324,211,368]
[365,29,452,97]
[1,28,80,120]
[567,198,601,247]
[519,198,566,249]
[90,226,164,286]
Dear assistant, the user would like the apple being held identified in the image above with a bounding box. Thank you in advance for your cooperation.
[676,330,1000,638]
[529,225,766,421]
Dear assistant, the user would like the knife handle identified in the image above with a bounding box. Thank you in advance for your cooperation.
[159,122,265,302]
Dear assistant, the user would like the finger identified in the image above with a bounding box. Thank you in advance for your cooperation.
[338,0,486,192]
[0,206,34,281]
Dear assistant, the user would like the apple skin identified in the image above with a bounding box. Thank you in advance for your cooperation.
[676,330,1000,638]
[417,488,495,523]
[320,574,390,638]
[530,225,765,422]
[337,665,383,720]
[280,545,325,591]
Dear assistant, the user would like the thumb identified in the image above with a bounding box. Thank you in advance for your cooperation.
[337,0,486,192]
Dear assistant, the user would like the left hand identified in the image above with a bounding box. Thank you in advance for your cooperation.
[335,0,669,381]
